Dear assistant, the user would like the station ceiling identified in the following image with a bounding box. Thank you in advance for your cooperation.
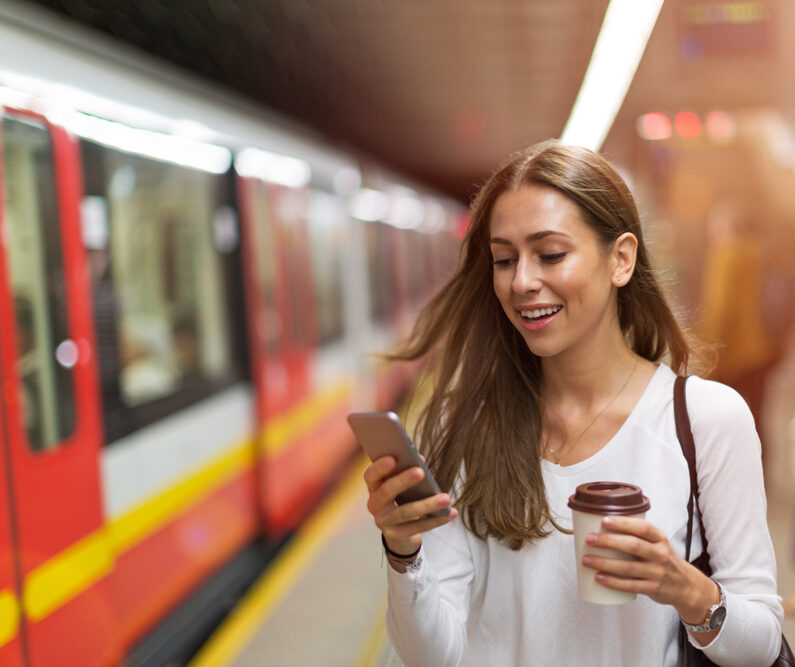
[23,0,791,202]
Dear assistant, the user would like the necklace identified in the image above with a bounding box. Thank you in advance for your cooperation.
[546,356,640,465]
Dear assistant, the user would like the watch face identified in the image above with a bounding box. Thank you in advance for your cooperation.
[710,606,727,628]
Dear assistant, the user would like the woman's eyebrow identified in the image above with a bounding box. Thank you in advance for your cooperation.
[489,230,571,244]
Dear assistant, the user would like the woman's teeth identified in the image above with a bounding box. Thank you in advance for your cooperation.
[520,305,562,320]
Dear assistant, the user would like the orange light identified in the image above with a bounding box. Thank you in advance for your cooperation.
[637,112,672,140]
[705,111,735,139]
[675,112,702,138]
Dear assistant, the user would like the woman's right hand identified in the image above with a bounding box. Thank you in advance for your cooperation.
[364,456,458,557]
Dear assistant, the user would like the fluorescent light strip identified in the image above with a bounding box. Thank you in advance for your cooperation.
[56,109,232,174]
[0,71,232,174]
[560,0,665,151]
[234,147,311,188]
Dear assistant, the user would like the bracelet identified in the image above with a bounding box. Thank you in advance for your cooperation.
[381,533,421,560]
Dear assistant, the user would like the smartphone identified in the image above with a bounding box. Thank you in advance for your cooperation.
[347,411,450,517]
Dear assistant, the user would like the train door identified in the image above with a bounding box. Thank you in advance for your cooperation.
[0,110,119,665]
[0,404,23,666]
[238,176,319,532]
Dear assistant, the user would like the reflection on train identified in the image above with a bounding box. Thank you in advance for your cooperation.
[0,16,463,667]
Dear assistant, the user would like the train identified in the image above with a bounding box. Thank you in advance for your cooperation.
[0,6,464,666]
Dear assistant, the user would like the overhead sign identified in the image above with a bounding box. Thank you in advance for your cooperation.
[679,1,771,56]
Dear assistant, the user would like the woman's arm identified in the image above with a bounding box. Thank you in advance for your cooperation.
[385,517,475,667]
[583,378,783,666]
[686,377,783,665]
[363,457,472,666]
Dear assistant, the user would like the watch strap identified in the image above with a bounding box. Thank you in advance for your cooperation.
[681,581,726,633]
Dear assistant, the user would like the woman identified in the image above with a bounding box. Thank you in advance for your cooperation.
[364,141,783,665]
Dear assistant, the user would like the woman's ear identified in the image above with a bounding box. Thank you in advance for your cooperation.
[611,232,638,287]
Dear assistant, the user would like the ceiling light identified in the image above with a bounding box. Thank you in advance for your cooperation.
[235,147,311,187]
[560,0,665,151]
[705,111,735,139]
[637,112,672,140]
[57,109,232,174]
[349,188,390,222]
[674,111,702,138]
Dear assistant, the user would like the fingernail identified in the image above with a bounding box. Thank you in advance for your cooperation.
[595,573,606,582]
[602,516,614,527]
[437,495,449,506]
[586,533,597,545]
[582,555,593,566]
[412,468,423,478]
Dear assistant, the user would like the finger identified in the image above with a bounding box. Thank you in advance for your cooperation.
[363,456,396,490]
[601,516,667,543]
[377,465,425,502]
[585,531,665,562]
[582,553,663,582]
[593,571,661,596]
[388,493,453,524]
[382,507,458,541]
[368,466,425,515]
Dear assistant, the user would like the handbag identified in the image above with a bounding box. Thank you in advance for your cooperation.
[673,376,794,666]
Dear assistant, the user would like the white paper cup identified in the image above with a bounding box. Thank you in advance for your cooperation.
[568,482,651,605]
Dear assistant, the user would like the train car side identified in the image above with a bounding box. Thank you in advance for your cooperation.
[0,7,462,665]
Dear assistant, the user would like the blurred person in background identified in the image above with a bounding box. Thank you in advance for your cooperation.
[699,198,777,454]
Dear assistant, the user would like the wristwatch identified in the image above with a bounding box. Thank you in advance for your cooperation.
[681,581,727,633]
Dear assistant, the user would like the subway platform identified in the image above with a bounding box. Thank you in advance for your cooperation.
[188,455,398,667]
[188,456,795,667]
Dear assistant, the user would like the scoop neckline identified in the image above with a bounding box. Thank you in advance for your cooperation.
[541,363,667,476]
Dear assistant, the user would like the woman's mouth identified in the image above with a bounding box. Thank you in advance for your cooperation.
[519,305,562,330]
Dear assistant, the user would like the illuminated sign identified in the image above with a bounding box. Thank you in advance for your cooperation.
[637,111,736,141]
[679,1,770,57]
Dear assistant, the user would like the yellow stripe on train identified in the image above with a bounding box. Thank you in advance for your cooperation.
[0,589,19,648]
[24,531,114,622]
[18,380,353,630]
[106,440,255,555]
[261,381,352,456]
[22,440,254,623]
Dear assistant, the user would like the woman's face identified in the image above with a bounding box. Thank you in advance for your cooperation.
[489,184,622,359]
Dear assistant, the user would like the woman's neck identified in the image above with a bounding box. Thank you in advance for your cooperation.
[540,329,639,408]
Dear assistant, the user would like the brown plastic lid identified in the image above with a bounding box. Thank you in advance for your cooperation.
[567,481,650,515]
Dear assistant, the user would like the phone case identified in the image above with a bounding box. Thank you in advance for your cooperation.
[347,411,450,517]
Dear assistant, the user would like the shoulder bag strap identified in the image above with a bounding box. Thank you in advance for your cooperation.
[673,375,710,569]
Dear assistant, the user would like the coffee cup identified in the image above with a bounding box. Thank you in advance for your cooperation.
[568,481,651,605]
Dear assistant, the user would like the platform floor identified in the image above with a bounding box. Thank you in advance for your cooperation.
[189,457,795,667]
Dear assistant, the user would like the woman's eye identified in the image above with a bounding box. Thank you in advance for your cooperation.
[491,258,516,269]
[540,252,567,263]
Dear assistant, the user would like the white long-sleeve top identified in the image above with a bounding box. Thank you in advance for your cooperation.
[385,364,783,666]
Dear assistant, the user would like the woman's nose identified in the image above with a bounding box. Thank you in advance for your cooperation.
[512,256,541,293]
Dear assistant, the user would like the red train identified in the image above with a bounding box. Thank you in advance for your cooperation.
[0,9,463,666]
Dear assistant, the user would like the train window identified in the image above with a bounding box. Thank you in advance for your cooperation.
[307,190,345,346]
[277,188,314,346]
[1,115,77,452]
[248,182,281,355]
[391,228,410,310]
[365,221,395,325]
[81,141,240,443]
[406,230,429,305]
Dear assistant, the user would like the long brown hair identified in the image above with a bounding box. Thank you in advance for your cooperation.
[394,140,691,549]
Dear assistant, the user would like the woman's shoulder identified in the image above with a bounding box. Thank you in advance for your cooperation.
[652,364,755,435]
[684,374,752,422]
[681,375,759,457]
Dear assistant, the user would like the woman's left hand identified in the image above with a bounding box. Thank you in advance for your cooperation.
[582,515,719,625]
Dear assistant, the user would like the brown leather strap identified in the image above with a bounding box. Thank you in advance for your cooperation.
[673,376,710,568]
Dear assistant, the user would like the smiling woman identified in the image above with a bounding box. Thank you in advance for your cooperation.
[362,140,785,666]
[489,185,637,355]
